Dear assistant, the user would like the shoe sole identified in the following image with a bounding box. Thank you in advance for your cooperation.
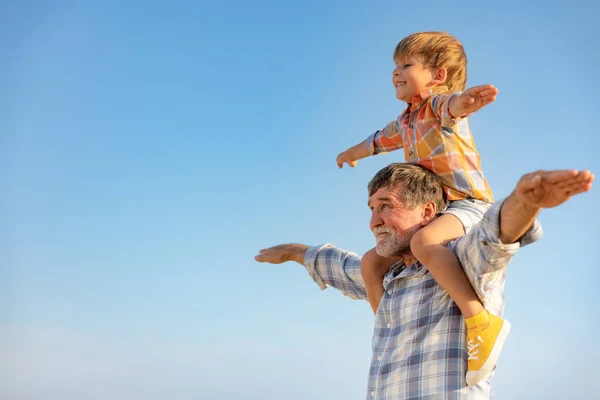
[466,320,511,386]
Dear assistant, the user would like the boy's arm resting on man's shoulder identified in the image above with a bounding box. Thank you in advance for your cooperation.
[255,243,367,300]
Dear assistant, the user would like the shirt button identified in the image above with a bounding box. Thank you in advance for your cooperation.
[371,391,375,397]
[386,323,391,328]
[377,355,382,361]
[387,290,392,295]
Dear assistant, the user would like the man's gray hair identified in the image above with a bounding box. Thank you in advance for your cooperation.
[368,163,447,212]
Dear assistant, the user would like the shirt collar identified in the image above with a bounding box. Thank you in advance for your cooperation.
[409,85,450,106]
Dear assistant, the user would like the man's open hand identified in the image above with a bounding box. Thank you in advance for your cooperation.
[255,244,308,265]
[515,169,594,209]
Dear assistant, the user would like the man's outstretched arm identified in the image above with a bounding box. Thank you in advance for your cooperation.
[255,244,367,300]
[499,169,594,244]
[452,169,593,307]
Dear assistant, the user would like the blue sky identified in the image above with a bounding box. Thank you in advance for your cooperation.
[1,1,599,399]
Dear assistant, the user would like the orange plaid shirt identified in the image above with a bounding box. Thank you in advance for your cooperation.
[366,86,494,202]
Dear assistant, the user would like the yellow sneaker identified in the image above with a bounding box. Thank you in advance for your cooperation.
[465,312,511,386]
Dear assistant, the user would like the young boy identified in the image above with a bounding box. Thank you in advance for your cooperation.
[336,31,506,386]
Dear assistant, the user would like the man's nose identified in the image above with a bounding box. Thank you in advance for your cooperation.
[370,212,382,231]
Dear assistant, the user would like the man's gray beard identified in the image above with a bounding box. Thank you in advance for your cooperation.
[374,226,420,258]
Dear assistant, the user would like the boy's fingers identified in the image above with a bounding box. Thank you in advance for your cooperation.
[477,87,498,95]
[474,84,495,91]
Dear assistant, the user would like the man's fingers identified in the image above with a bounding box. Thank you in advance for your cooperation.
[562,180,593,195]
[255,248,274,262]
[539,169,579,184]
[255,249,266,262]
[565,186,592,197]
[519,173,543,192]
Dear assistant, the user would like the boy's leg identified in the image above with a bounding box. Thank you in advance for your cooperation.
[361,248,398,314]
[410,213,510,386]
[411,214,483,318]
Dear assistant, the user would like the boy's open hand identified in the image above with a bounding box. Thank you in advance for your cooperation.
[451,84,498,117]
[336,151,357,169]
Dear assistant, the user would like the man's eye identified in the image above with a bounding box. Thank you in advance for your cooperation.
[403,64,411,68]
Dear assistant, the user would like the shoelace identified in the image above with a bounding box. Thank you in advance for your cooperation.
[467,336,484,360]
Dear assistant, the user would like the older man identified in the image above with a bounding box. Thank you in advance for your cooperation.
[255,163,594,399]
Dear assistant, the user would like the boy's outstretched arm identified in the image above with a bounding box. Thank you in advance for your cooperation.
[336,139,371,168]
[448,84,499,118]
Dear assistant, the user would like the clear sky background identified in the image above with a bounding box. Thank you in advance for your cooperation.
[2,1,599,399]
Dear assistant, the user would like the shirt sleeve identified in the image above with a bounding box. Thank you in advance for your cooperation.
[430,92,461,127]
[303,244,367,301]
[365,119,404,155]
[448,201,543,302]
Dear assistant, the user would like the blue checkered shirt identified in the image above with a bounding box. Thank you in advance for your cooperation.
[303,202,542,399]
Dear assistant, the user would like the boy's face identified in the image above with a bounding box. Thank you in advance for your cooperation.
[392,56,439,103]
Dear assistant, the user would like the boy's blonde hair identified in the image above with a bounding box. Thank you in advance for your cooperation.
[393,32,467,92]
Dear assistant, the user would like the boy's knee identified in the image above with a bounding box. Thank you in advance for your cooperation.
[362,248,379,264]
[410,229,430,258]
[361,248,385,280]
[411,226,456,266]
[361,248,377,271]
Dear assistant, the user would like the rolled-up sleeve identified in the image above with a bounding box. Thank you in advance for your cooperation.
[430,92,461,127]
[449,201,543,303]
[303,244,367,300]
[366,119,404,155]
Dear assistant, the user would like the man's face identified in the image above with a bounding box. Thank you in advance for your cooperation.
[368,183,424,257]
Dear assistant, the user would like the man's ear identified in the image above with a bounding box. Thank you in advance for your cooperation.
[430,67,447,86]
[420,201,438,226]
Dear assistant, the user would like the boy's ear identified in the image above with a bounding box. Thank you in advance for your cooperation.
[430,67,448,86]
